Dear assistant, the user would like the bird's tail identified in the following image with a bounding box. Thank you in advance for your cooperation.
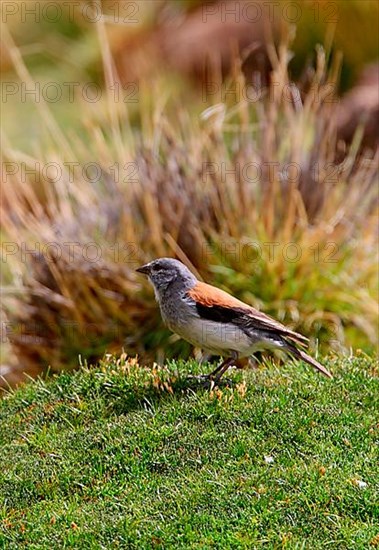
[288,346,333,379]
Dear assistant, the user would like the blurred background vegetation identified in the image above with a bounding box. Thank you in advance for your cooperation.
[1,0,378,387]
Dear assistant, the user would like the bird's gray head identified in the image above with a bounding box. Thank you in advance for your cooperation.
[136,258,197,296]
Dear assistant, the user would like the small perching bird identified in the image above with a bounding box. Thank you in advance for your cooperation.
[136,258,332,382]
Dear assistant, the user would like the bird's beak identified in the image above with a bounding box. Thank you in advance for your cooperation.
[136,263,150,275]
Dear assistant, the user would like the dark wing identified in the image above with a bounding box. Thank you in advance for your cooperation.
[187,281,308,346]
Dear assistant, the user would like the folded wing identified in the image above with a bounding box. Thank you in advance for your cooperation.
[187,281,308,346]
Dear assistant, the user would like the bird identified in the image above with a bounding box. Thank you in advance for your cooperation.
[136,258,333,382]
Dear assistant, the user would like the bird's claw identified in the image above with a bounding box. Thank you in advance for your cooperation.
[187,374,232,389]
[187,373,213,388]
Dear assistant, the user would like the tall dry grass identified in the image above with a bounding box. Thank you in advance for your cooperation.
[1,24,378,387]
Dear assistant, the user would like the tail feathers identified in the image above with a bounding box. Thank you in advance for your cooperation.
[289,347,333,379]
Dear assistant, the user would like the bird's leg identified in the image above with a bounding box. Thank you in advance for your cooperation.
[208,358,231,378]
[189,353,238,388]
[209,352,238,382]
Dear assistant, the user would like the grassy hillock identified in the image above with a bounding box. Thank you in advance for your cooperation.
[1,354,378,548]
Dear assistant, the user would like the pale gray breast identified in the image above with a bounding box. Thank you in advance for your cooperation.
[158,288,197,332]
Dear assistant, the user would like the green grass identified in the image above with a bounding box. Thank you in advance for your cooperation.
[1,355,378,549]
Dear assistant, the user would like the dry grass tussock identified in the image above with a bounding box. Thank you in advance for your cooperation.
[1,27,378,386]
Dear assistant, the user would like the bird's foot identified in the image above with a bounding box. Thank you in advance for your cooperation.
[187,373,213,389]
[187,373,233,389]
